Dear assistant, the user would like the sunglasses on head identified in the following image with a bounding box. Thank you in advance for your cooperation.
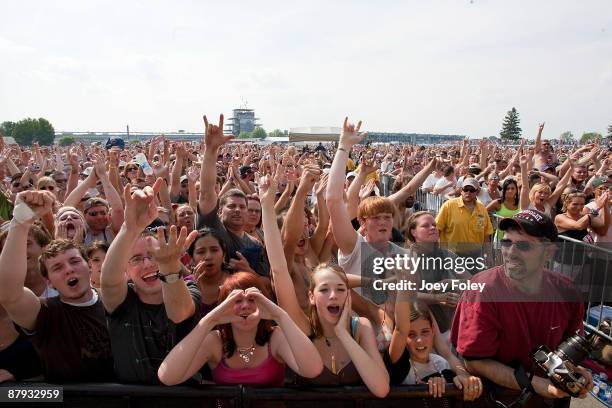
[500,239,534,251]
[462,187,477,193]
[59,213,80,222]
[54,178,67,183]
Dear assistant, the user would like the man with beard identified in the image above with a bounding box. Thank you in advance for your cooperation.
[450,209,593,407]
[196,115,269,279]
[100,178,201,383]
[0,190,114,382]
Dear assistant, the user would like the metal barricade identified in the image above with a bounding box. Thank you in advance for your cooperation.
[416,188,444,213]
[0,382,525,408]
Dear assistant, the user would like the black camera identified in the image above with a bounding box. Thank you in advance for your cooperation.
[532,331,603,397]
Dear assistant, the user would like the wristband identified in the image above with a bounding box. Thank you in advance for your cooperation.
[337,147,348,153]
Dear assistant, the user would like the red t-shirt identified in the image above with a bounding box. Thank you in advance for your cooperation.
[450,266,584,369]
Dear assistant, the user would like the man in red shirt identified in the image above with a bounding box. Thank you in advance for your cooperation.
[451,209,593,407]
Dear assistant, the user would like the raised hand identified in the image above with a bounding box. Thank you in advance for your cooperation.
[14,190,55,224]
[314,173,329,197]
[123,178,163,232]
[339,117,367,150]
[259,165,283,204]
[595,191,610,210]
[208,289,246,325]
[537,122,545,135]
[298,165,321,193]
[245,288,283,321]
[359,179,377,200]
[186,166,199,183]
[360,157,378,175]
[92,155,108,181]
[148,225,198,269]
[203,114,233,150]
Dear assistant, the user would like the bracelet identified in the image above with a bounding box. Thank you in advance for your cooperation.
[337,147,349,153]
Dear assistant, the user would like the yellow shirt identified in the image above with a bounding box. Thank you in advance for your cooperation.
[435,197,493,254]
[355,166,380,183]
[346,158,356,172]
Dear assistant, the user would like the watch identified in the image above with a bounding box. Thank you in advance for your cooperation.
[157,270,183,284]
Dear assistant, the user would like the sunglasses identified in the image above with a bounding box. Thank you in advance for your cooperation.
[40,186,55,191]
[86,210,108,217]
[462,187,477,193]
[500,239,534,251]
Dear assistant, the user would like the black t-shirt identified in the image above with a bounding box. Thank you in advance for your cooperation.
[0,335,42,380]
[196,206,270,277]
[22,295,114,382]
[106,282,201,384]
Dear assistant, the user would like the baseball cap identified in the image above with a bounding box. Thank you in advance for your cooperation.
[83,197,109,213]
[346,171,357,180]
[81,166,93,177]
[499,209,558,242]
[180,175,188,184]
[468,163,481,174]
[592,177,610,188]
[461,178,479,189]
[240,165,253,177]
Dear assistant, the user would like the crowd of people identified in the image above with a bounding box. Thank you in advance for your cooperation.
[0,116,610,407]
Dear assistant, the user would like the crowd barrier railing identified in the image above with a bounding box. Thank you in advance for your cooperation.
[1,382,532,408]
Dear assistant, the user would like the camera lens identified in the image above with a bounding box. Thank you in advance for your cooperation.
[557,334,591,364]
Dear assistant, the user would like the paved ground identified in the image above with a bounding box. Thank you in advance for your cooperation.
[571,394,608,407]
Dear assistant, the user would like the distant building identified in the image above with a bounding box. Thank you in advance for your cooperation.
[367,132,464,144]
[225,108,261,136]
[288,128,464,144]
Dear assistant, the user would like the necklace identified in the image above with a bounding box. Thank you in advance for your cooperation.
[237,344,255,364]
[324,337,337,374]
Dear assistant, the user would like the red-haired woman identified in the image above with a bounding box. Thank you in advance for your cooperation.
[158,271,322,386]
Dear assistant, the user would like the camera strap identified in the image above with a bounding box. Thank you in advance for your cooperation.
[509,366,534,407]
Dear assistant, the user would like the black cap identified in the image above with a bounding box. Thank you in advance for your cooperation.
[240,165,253,177]
[499,209,558,242]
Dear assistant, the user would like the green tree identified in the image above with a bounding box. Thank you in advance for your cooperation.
[238,131,251,139]
[12,117,55,146]
[580,132,602,144]
[500,107,522,143]
[607,124,612,138]
[560,131,574,144]
[251,127,267,139]
[58,135,76,146]
[270,129,285,138]
[0,121,16,137]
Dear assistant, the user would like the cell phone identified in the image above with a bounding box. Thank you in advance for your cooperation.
[30,164,40,172]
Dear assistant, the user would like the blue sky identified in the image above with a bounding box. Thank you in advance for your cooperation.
[1,1,611,139]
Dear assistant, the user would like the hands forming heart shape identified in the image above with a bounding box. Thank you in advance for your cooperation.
[210,287,283,325]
